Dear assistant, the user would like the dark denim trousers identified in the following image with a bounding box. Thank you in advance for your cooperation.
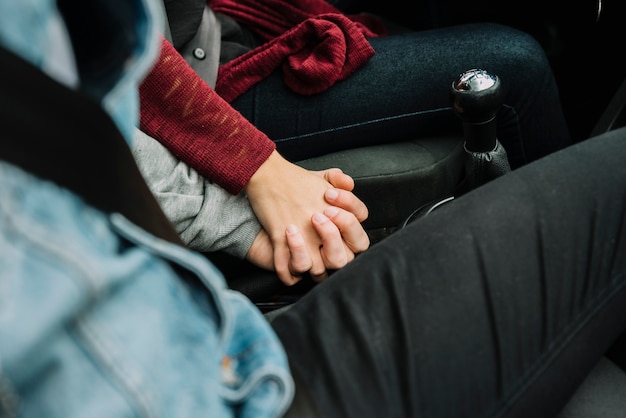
[272,128,626,417]
[231,23,572,169]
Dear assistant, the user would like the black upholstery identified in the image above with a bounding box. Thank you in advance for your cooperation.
[296,134,464,240]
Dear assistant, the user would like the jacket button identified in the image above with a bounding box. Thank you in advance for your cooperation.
[193,48,206,60]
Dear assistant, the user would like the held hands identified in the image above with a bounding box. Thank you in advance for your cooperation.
[244,151,370,285]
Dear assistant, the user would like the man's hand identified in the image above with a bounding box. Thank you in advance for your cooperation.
[244,150,369,285]
[246,210,364,279]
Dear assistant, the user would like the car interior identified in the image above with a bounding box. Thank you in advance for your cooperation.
[203,0,626,415]
[1,0,623,415]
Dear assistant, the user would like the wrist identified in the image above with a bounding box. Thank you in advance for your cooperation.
[245,150,290,195]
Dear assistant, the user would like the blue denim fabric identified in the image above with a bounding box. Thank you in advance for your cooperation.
[0,161,293,418]
[0,0,294,416]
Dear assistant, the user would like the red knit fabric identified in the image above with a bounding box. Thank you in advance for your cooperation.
[208,0,386,102]
[208,0,386,41]
[214,13,377,102]
[139,37,276,195]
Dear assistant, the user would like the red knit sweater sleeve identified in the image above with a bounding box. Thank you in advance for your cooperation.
[139,36,276,195]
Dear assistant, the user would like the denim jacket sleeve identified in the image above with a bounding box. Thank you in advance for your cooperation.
[0,162,294,418]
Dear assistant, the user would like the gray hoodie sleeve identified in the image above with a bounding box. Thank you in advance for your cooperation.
[131,129,262,258]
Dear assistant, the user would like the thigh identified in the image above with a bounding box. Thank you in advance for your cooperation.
[272,129,626,418]
[231,23,570,167]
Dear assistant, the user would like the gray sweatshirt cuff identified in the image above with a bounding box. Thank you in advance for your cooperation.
[131,129,261,258]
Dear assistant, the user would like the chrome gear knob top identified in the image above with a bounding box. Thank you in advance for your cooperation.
[451,68,503,124]
[453,68,497,92]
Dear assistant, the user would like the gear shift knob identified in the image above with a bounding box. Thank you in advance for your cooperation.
[451,69,503,152]
[400,69,510,228]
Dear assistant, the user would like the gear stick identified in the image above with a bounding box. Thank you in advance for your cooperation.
[401,69,511,227]
[452,68,511,192]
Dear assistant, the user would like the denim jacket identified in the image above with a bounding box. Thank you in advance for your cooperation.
[0,0,293,417]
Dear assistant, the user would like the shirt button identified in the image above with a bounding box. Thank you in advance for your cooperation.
[193,47,206,60]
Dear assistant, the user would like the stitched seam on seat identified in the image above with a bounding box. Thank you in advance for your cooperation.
[273,107,452,143]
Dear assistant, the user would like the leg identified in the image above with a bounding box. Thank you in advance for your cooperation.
[231,23,571,168]
[272,128,626,418]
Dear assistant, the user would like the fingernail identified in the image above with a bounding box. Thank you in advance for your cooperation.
[324,206,340,217]
[325,188,339,201]
[313,212,328,223]
[286,224,298,234]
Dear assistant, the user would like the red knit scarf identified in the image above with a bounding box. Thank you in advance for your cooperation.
[208,0,386,102]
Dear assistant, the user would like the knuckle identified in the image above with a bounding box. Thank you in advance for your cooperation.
[358,206,369,221]
[291,259,311,273]
[350,236,370,253]
[323,249,349,269]
[310,268,326,278]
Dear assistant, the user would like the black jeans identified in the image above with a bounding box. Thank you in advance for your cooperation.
[272,128,626,418]
[232,23,571,169]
